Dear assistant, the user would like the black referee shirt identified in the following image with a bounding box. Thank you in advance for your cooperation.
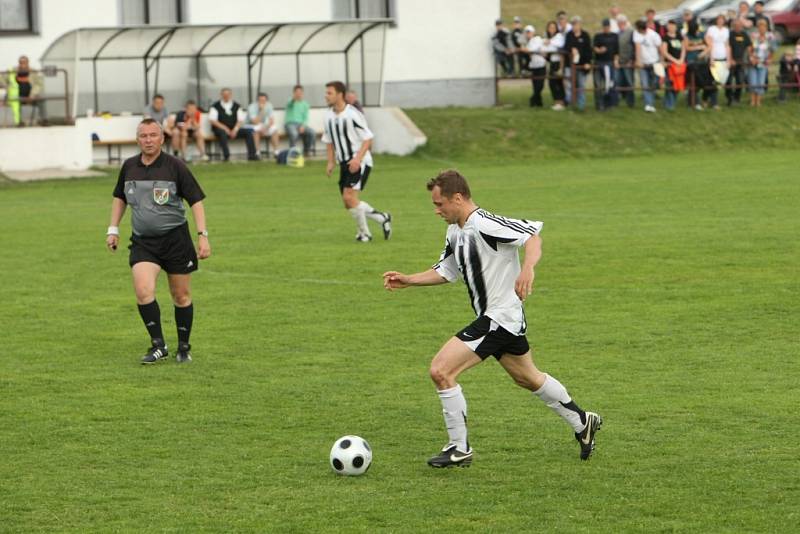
[113,152,205,237]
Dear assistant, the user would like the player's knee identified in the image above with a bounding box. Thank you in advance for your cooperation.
[429,363,453,388]
[134,285,155,304]
[170,289,191,307]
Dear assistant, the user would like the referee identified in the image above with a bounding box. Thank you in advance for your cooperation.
[106,118,210,364]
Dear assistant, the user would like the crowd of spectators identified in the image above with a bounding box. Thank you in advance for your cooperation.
[143,85,325,162]
[493,2,800,112]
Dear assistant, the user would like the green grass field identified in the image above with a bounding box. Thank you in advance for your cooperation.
[2,96,799,531]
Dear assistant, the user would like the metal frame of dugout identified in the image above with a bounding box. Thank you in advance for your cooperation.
[40,19,391,116]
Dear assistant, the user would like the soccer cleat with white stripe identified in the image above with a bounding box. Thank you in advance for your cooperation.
[355,233,373,243]
[141,340,168,365]
[575,412,602,460]
[427,444,473,468]
[176,342,192,363]
[381,212,392,240]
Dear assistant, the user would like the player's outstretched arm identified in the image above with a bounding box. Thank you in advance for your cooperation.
[515,235,542,301]
[383,269,448,291]
[106,197,126,252]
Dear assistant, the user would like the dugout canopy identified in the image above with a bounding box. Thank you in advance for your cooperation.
[41,20,390,118]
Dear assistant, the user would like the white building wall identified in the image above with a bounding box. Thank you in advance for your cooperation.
[1,0,497,108]
[0,0,116,68]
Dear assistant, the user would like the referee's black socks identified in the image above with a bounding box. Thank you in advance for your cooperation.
[174,303,193,346]
[138,300,165,346]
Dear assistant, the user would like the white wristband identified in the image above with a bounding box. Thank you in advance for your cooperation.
[107,226,120,236]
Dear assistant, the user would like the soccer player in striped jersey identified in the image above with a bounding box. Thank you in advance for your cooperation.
[323,81,392,242]
[383,170,601,467]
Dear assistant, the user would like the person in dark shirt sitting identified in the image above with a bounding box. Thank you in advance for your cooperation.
[593,18,619,111]
[565,16,593,111]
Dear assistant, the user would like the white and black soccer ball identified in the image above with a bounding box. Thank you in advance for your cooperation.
[329,435,372,476]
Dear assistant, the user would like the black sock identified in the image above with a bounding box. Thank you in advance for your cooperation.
[137,300,164,344]
[174,303,193,346]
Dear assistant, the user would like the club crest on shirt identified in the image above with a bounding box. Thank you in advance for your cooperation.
[153,187,170,205]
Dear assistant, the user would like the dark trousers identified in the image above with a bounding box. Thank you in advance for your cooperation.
[212,127,257,160]
[529,67,546,107]
[548,61,565,102]
[688,63,717,107]
[616,67,635,107]
[593,62,617,110]
[495,51,514,75]
[726,64,746,104]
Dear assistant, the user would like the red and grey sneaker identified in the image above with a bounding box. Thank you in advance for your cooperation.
[575,412,603,460]
[141,340,168,365]
[427,444,473,468]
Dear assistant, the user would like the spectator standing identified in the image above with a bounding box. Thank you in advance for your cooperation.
[748,1,772,31]
[593,18,619,111]
[523,25,548,107]
[543,21,567,110]
[12,55,46,125]
[167,100,208,161]
[748,19,776,106]
[345,90,364,113]
[245,92,279,156]
[685,20,712,109]
[512,16,530,75]
[777,50,799,102]
[706,14,731,110]
[645,8,664,37]
[661,20,686,111]
[681,9,702,35]
[617,15,636,108]
[209,88,258,162]
[557,11,573,35]
[737,1,753,29]
[564,17,592,111]
[285,85,316,157]
[727,19,752,105]
[608,6,621,33]
[492,19,515,76]
[634,19,662,112]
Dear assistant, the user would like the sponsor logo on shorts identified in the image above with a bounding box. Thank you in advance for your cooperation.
[153,188,170,205]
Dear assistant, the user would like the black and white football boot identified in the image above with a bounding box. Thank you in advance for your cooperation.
[575,411,603,460]
[427,444,473,468]
[355,233,373,243]
[381,212,392,240]
[141,339,168,365]
[175,342,192,364]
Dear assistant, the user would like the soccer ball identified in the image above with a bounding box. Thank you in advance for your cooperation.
[330,435,372,476]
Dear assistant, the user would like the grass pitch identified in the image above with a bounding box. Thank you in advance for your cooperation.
[1,138,798,531]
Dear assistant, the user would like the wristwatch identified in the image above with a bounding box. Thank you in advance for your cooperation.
[197,230,209,237]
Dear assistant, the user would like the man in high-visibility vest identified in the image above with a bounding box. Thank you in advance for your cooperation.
[5,67,21,125]
[10,56,46,125]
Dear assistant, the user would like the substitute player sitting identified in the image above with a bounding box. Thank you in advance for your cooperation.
[322,81,392,242]
[106,118,211,364]
[383,170,601,467]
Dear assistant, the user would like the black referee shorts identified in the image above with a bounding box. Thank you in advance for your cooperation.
[455,315,530,360]
[129,222,198,274]
[338,162,371,194]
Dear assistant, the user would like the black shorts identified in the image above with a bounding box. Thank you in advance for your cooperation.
[338,162,371,194]
[455,316,530,360]
[128,223,198,274]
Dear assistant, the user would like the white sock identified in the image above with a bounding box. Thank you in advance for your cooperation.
[438,384,469,452]
[348,206,370,236]
[359,201,385,223]
[533,374,586,433]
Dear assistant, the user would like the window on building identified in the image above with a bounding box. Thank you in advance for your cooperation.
[332,0,393,20]
[0,0,36,34]
[120,0,185,25]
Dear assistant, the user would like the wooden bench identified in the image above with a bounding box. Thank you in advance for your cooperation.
[204,130,324,161]
[93,139,139,164]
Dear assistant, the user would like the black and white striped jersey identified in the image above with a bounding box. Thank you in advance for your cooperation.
[433,208,543,336]
[321,104,374,166]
